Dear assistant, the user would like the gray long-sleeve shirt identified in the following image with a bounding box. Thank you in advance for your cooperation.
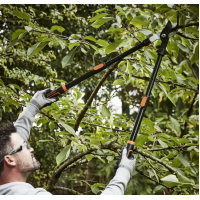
[0,103,131,195]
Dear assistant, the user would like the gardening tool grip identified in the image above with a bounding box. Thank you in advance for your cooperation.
[126,140,135,159]
[45,85,67,98]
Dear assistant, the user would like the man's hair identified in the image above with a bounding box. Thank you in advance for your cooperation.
[0,121,16,177]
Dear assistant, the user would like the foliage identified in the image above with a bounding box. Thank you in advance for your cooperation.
[0,4,199,195]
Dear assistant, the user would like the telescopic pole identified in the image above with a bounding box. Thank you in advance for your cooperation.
[126,21,172,158]
[45,39,151,98]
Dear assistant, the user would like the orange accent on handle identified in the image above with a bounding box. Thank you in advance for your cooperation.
[127,150,133,157]
[94,63,103,71]
[62,85,67,92]
[140,96,147,107]
[127,140,135,145]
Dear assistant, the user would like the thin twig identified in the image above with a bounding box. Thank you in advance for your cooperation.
[176,32,199,40]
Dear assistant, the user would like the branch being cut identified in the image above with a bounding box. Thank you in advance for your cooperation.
[74,61,120,132]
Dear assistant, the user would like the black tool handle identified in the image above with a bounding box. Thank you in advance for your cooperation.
[126,20,172,158]
[45,39,151,98]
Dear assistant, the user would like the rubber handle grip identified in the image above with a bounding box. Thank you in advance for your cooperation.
[45,85,67,98]
[126,140,135,159]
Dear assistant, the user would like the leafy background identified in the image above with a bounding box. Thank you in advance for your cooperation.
[0,4,199,195]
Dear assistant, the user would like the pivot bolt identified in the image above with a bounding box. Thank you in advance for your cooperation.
[161,34,166,38]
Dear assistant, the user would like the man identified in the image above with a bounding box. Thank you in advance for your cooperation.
[0,89,136,195]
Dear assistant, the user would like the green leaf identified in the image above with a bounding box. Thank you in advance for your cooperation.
[55,131,71,136]
[135,135,148,147]
[62,48,76,68]
[138,29,152,35]
[130,16,149,28]
[49,121,55,131]
[187,77,199,84]
[113,79,124,86]
[96,39,109,47]
[158,139,168,148]
[91,17,113,28]
[153,185,163,194]
[51,25,65,33]
[85,154,93,161]
[105,40,123,54]
[106,156,114,163]
[58,119,75,135]
[73,88,82,100]
[101,105,110,117]
[69,42,79,50]
[177,173,195,184]
[191,42,199,64]
[169,116,181,136]
[177,152,190,167]
[89,13,108,22]
[94,8,107,13]
[12,29,27,40]
[25,26,32,32]
[159,83,176,106]
[56,144,71,166]
[81,47,87,54]
[177,43,189,53]
[84,36,96,42]
[27,40,49,57]
[13,10,30,21]
[161,174,181,187]
[142,117,154,132]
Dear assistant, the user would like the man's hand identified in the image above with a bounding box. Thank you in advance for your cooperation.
[114,146,136,175]
[29,89,59,110]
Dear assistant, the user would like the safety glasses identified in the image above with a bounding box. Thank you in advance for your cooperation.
[0,141,31,163]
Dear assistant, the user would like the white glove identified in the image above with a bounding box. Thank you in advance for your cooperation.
[29,88,58,110]
[114,146,136,175]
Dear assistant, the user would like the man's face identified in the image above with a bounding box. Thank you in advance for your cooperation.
[9,133,40,173]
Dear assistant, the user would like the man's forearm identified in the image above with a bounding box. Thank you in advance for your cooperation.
[14,103,39,141]
[101,168,131,195]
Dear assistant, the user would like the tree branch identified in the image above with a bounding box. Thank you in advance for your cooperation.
[52,186,82,195]
[47,141,178,192]
[46,141,120,192]
[176,32,199,40]
[117,68,198,92]
[171,22,199,32]
[74,61,120,132]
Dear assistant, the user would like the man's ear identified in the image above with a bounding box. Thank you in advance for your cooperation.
[4,155,17,167]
